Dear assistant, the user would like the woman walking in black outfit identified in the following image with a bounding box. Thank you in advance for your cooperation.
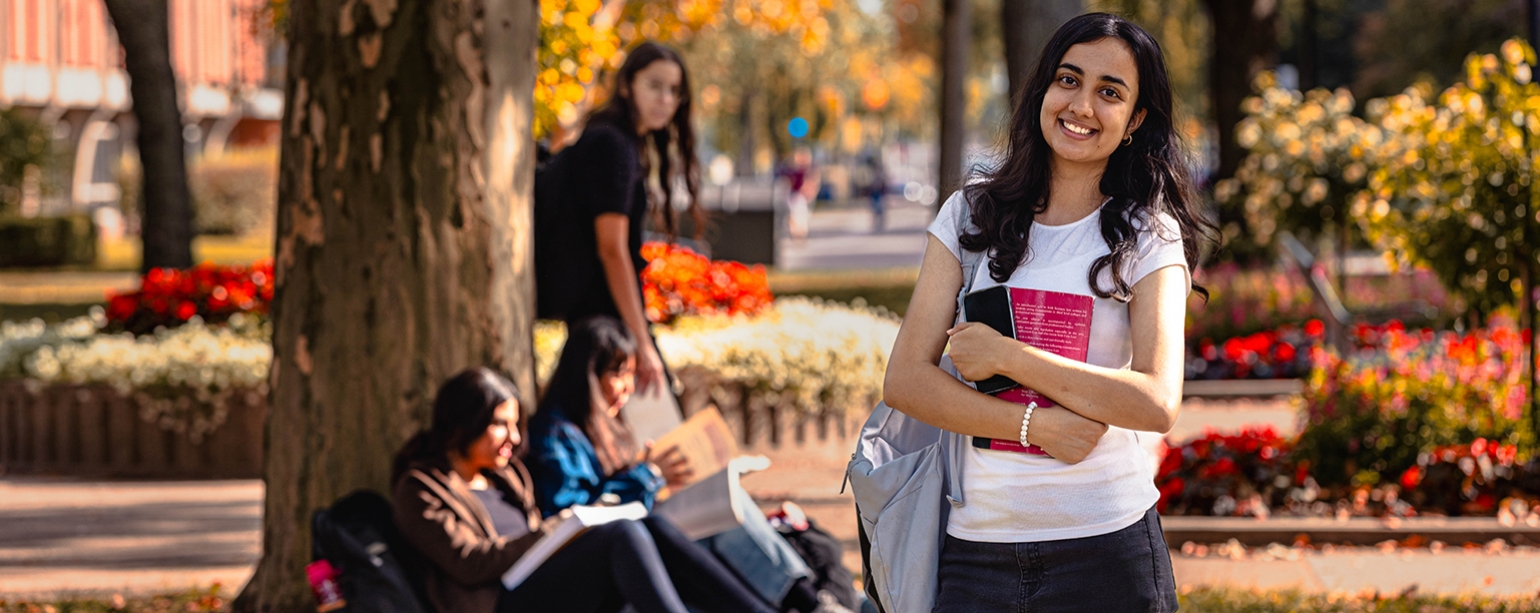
[542,42,702,395]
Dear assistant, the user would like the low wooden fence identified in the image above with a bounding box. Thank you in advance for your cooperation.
[0,368,864,479]
[0,382,266,478]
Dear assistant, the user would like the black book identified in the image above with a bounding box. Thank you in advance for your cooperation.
[960,285,1020,395]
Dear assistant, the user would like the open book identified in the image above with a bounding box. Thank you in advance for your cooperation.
[648,407,736,489]
[655,455,771,540]
[626,404,767,540]
[962,285,1094,455]
[502,502,649,590]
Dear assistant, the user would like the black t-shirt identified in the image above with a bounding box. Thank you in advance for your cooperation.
[554,123,649,322]
[471,487,532,540]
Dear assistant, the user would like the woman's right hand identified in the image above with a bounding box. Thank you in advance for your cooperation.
[541,508,572,532]
[643,443,694,489]
[635,342,668,395]
[1025,406,1108,464]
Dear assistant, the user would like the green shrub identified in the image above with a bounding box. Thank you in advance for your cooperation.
[117,147,277,237]
[0,108,50,216]
[0,214,97,267]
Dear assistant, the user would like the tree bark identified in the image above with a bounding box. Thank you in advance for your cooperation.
[102,0,194,272]
[1002,0,1084,104]
[233,0,539,610]
[938,0,971,202]
[1203,0,1278,182]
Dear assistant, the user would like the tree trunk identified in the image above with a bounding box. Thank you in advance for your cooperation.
[1299,0,1319,90]
[938,0,971,202]
[232,0,539,610]
[1203,0,1278,182]
[103,0,194,272]
[1002,0,1084,103]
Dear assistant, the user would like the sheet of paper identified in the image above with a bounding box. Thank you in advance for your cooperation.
[621,387,683,444]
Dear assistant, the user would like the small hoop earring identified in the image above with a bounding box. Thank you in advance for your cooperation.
[1122,134,1133,146]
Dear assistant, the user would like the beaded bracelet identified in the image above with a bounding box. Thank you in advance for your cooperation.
[1018,401,1037,448]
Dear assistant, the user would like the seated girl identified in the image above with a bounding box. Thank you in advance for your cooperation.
[390,367,778,613]
[527,317,831,613]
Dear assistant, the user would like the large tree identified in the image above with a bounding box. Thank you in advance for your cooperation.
[233,0,539,609]
[1002,0,1084,102]
[938,0,971,200]
[103,0,194,271]
[1202,0,1279,182]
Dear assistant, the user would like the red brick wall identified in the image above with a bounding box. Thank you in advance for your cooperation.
[4,0,270,87]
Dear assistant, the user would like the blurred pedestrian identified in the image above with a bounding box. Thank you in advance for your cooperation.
[780,148,818,239]
[863,152,888,233]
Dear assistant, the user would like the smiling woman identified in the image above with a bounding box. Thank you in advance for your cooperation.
[877,12,1219,613]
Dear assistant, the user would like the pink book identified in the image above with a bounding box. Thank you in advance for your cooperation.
[962,286,1094,455]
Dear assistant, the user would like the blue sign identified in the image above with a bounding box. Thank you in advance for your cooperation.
[788,117,810,139]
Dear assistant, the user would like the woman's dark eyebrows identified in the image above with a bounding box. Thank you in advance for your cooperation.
[1098,74,1130,88]
[1061,63,1129,87]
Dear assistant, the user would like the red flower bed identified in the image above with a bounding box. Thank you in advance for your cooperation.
[1399,439,1540,520]
[1189,320,1322,380]
[105,261,275,335]
[640,242,773,325]
[1156,426,1300,517]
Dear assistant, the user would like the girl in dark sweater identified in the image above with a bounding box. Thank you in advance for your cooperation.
[390,368,775,613]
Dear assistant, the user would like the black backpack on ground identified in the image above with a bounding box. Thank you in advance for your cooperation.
[777,518,860,610]
[311,489,430,613]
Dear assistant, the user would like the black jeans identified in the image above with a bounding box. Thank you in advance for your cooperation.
[501,515,777,613]
[932,506,1178,613]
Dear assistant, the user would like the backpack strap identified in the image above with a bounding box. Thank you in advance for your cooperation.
[952,191,987,323]
[944,190,986,508]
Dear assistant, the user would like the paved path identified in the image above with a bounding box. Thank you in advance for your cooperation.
[0,479,260,598]
[776,201,933,271]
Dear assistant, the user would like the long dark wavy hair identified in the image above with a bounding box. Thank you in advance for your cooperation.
[392,368,525,483]
[961,13,1215,301]
[538,317,641,477]
[585,41,704,242]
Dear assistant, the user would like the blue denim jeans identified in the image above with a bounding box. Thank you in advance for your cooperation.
[932,506,1177,613]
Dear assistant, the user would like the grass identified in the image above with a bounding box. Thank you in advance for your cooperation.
[4,587,1536,613]
[96,235,272,272]
[0,585,227,613]
[768,267,918,315]
[0,302,97,323]
[1177,587,1540,612]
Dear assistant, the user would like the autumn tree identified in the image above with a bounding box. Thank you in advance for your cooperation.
[1362,40,1540,434]
[1215,78,1380,268]
[103,0,194,271]
[535,0,924,176]
[233,0,539,608]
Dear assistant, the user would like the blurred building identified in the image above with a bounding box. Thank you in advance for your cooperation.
[0,0,282,215]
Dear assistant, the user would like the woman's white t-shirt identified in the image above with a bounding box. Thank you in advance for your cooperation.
[928,190,1190,543]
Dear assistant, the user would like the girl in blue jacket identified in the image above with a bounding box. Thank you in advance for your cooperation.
[528,316,830,613]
